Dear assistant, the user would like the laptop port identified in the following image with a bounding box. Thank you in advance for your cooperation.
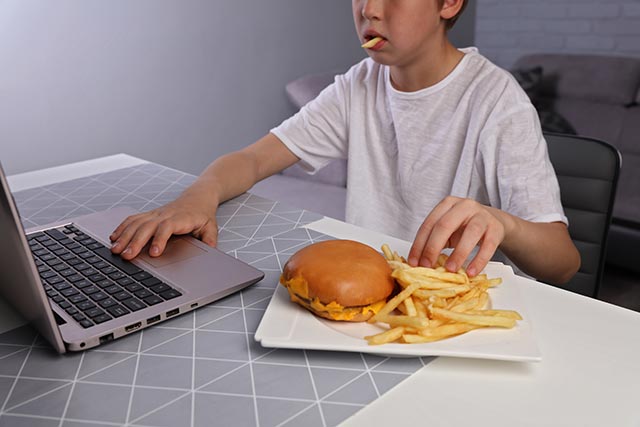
[190,303,198,308]
[146,315,161,325]
[166,308,179,317]
[125,321,142,332]
[99,333,114,344]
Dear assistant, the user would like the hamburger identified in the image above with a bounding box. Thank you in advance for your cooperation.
[280,239,395,322]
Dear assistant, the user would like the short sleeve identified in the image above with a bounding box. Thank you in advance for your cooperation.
[480,105,568,225]
[271,73,350,174]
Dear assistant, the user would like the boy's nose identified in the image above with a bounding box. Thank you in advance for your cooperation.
[361,0,382,20]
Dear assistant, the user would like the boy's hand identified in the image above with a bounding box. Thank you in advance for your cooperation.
[408,196,510,277]
[109,198,218,260]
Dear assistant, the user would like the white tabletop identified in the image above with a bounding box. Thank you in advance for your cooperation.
[306,218,640,427]
[4,157,640,426]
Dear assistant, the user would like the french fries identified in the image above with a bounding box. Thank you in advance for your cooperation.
[366,245,522,345]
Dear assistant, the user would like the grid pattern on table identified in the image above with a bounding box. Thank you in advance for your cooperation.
[0,162,429,427]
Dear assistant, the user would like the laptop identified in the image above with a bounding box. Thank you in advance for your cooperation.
[0,163,264,353]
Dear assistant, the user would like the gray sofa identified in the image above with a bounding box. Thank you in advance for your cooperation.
[250,54,640,272]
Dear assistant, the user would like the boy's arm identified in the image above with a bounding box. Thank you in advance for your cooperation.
[110,133,299,259]
[408,196,580,285]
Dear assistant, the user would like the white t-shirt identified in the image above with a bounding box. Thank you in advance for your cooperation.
[272,47,567,245]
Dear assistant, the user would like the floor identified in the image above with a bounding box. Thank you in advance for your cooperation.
[598,264,640,312]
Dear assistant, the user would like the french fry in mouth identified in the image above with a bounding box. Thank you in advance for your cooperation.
[361,36,383,49]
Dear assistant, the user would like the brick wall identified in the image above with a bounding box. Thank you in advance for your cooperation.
[475,0,640,68]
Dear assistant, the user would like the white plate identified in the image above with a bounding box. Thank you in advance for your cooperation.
[255,262,541,362]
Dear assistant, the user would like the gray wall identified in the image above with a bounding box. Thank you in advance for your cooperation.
[0,1,475,176]
[476,0,640,68]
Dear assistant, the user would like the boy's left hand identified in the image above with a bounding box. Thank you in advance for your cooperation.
[408,196,508,277]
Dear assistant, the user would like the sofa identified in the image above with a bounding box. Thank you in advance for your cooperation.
[250,53,640,273]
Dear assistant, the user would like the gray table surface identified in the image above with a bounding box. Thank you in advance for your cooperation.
[0,162,428,427]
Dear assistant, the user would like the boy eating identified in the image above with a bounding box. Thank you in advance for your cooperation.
[110,0,580,284]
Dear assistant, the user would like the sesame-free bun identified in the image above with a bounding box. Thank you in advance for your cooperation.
[280,239,395,322]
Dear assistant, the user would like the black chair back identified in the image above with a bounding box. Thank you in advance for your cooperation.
[544,132,621,297]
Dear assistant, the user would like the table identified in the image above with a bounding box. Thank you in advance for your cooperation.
[2,155,640,427]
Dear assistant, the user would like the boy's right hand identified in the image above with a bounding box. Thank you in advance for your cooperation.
[109,199,219,260]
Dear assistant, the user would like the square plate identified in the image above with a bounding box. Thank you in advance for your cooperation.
[255,262,541,362]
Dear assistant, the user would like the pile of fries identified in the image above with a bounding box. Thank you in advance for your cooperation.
[364,244,522,345]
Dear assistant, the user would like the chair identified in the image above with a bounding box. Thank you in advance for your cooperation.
[544,132,621,298]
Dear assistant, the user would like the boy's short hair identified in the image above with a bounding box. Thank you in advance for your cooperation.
[439,0,469,30]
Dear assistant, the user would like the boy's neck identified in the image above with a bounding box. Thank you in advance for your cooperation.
[388,39,465,93]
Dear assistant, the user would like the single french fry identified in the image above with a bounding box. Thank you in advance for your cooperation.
[430,307,517,328]
[415,299,428,318]
[400,267,468,284]
[470,274,488,283]
[468,309,523,320]
[371,282,424,321]
[381,244,393,261]
[361,36,383,49]
[375,314,429,329]
[436,253,449,268]
[449,297,480,313]
[388,260,410,273]
[475,291,489,310]
[403,297,418,317]
[413,285,471,299]
[393,270,465,289]
[365,326,405,345]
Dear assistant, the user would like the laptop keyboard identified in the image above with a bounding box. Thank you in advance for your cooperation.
[28,224,182,329]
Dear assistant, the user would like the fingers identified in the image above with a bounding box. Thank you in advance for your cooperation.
[410,198,505,276]
[110,213,143,242]
[408,197,458,266]
[466,228,501,277]
[445,217,488,273]
[196,220,219,247]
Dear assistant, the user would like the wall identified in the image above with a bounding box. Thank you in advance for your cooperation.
[476,0,640,68]
[0,1,476,177]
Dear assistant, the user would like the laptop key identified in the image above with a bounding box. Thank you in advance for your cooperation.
[97,279,115,289]
[105,285,123,295]
[77,301,96,311]
[134,289,153,299]
[65,307,78,315]
[99,298,118,309]
[160,289,182,300]
[60,288,79,297]
[150,283,170,293]
[144,295,163,306]
[74,279,92,289]
[141,277,161,287]
[114,291,132,301]
[92,313,112,324]
[58,300,71,309]
[46,276,64,285]
[85,307,105,318]
[68,294,87,304]
[89,292,108,302]
[45,228,67,241]
[82,285,99,295]
[132,271,152,281]
[67,274,85,283]
[73,313,87,322]
[122,298,146,312]
[107,305,130,318]
[124,283,143,293]
[79,319,94,328]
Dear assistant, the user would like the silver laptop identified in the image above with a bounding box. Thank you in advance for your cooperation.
[0,163,264,353]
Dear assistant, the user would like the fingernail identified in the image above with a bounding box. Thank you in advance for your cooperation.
[122,247,131,256]
[445,260,456,271]
[467,267,477,277]
[408,257,417,266]
[111,242,120,250]
[150,245,159,256]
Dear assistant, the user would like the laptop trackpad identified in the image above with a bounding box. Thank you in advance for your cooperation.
[138,238,206,268]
